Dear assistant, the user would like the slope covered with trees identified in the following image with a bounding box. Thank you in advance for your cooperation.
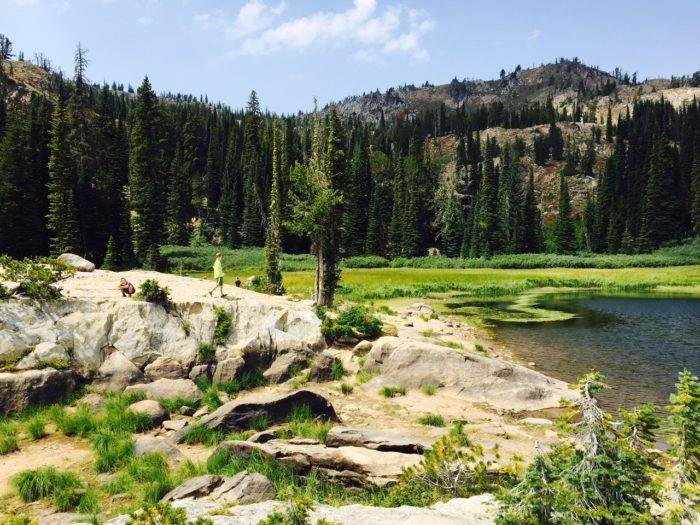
[1,35,699,285]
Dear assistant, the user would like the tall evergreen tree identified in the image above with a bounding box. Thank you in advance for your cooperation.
[692,140,700,237]
[129,76,165,263]
[554,172,577,254]
[241,91,264,245]
[219,125,243,247]
[365,150,392,256]
[521,169,544,252]
[341,126,371,255]
[166,144,191,244]
[471,138,500,256]
[265,119,284,294]
[46,97,80,255]
[441,191,462,257]
[388,154,406,258]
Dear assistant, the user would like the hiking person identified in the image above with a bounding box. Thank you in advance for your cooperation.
[117,277,136,297]
[208,252,226,297]
[235,277,241,287]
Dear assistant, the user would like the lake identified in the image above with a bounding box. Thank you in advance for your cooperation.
[449,292,700,410]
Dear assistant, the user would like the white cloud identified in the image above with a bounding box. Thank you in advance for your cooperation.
[197,0,432,62]
[528,28,542,42]
[136,16,154,26]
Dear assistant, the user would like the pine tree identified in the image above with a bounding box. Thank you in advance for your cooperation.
[554,173,577,254]
[548,118,564,161]
[582,194,596,251]
[320,106,345,305]
[364,150,392,256]
[166,144,191,245]
[219,125,243,248]
[521,169,544,253]
[401,147,424,257]
[497,145,524,253]
[639,133,682,250]
[691,140,700,237]
[341,126,371,255]
[441,192,462,257]
[472,139,500,256]
[241,91,264,246]
[605,105,614,143]
[102,235,119,270]
[388,154,406,258]
[129,76,165,262]
[46,97,80,255]
[264,119,284,295]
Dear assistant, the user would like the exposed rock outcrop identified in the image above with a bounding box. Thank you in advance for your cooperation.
[325,426,433,454]
[178,390,338,438]
[161,472,275,505]
[93,350,143,392]
[105,494,497,524]
[365,337,575,411]
[0,368,75,415]
[214,439,420,485]
[15,342,70,370]
[263,351,308,384]
[134,434,183,459]
[307,351,339,382]
[144,356,185,380]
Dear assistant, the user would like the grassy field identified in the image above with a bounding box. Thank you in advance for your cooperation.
[187,264,700,303]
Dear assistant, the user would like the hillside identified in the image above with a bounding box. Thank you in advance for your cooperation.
[329,59,700,124]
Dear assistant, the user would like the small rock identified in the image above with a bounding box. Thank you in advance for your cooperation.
[263,351,308,384]
[134,434,183,459]
[161,472,274,505]
[144,357,185,381]
[16,342,70,370]
[163,419,189,432]
[336,335,360,346]
[193,406,210,418]
[189,364,211,382]
[77,392,105,410]
[527,362,536,367]
[404,322,414,327]
[520,417,553,427]
[179,406,195,416]
[93,351,143,392]
[129,400,168,426]
[125,378,202,402]
[212,356,245,384]
[408,302,433,314]
[57,253,95,272]
[352,340,373,355]
[248,429,278,443]
[307,351,339,382]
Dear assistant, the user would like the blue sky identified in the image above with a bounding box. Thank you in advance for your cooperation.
[3,0,699,113]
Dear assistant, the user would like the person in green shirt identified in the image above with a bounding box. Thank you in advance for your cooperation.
[208,252,226,298]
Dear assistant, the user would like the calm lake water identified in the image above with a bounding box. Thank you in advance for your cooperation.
[485,293,700,410]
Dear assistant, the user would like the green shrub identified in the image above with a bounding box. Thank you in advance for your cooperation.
[0,434,19,454]
[218,367,266,395]
[418,414,445,427]
[26,418,46,440]
[335,306,383,339]
[137,279,172,310]
[332,360,346,380]
[90,429,135,472]
[0,256,74,301]
[339,383,354,395]
[420,385,437,396]
[37,358,71,370]
[380,386,407,398]
[212,307,232,346]
[180,424,225,446]
[197,342,215,363]
[158,396,200,413]
[12,467,81,503]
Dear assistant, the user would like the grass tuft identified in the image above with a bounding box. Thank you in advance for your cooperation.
[417,414,446,427]
[339,383,354,395]
[180,424,226,446]
[380,386,407,398]
[12,467,81,503]
[420,385,436,396]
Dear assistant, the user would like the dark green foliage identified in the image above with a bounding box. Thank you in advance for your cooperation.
[265,119,285,294]
[102,235,119,270]
[137,278,172,309]
[521,170,544,253]
[554,173,577,254]
[241,91,264,246]
[129,77,165,263]
[212,306,232,346]
[320,305,383,341]
[0,255,74,300]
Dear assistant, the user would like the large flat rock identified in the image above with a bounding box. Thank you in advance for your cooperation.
[105,494,497,525]
[214,439,421,485]
[0,369,75,416]
[365,336,575,411]
[0,270,325,376]
[326,426,433,454]
[178,389,338,438]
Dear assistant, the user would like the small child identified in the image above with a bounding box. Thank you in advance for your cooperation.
[117,277,136,297]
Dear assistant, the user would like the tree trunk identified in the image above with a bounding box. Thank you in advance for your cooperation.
[314,243,325,306]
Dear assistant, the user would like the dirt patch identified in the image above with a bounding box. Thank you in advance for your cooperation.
[0,435,93,496]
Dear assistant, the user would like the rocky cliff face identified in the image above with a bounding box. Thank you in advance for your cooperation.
[0,270,324,414]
